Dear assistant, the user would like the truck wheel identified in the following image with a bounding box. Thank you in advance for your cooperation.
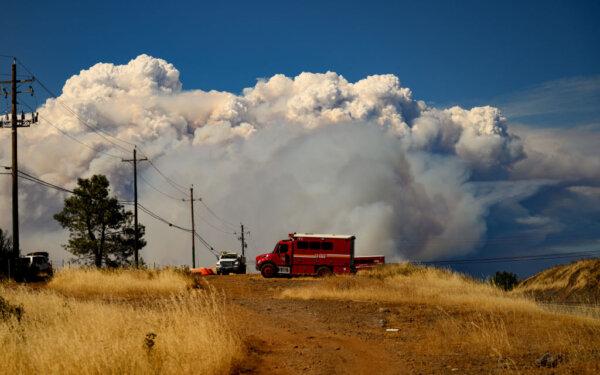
[260,263,276,278]
[316,266,333,277]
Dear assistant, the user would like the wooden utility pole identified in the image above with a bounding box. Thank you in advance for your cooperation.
[238,223,247,258]
[1,58,36,261]
[122,147,147,267]
[190,186,196,268]
[10,60,18,259]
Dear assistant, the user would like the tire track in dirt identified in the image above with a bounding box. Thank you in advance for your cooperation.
[207,275,406,375]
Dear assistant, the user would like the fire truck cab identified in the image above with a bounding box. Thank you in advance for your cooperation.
[255,233,384,278]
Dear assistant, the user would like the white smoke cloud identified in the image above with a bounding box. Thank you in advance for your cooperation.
[0,54,541,266]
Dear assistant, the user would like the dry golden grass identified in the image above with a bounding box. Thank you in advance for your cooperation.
[47,267,196,298]
[281,263,600,372]
[0,269,243,374]
[282,263,539,312]
[514,258,600,303]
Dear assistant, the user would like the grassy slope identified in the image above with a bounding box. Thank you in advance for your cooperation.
[47,267,197,298]
[0,268,243,374]
[514,258,600,303]
[281,263,600,372]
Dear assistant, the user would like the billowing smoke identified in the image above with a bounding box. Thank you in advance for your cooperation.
[1,55,596,266]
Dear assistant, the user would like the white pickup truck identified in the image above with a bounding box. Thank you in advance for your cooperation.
[216,252,246,275]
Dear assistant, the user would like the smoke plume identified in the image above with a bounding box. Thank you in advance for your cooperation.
[1,55,597,266]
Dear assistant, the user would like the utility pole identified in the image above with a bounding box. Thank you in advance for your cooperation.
[190,186,196,268]
[122,147,147,267]
[10,61,17,260]
[1,58,37,262]
[238,223,247,258]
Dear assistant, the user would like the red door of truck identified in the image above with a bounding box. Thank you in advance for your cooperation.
[276,242,292,276]
[291,240,317,275]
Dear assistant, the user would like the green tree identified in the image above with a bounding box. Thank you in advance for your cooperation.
[0,228,13,276]
[54,175,145,268]
[105,214,146,267]
[490,271,519,291]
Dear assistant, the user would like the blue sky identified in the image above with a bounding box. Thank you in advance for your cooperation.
[2,0,599,107]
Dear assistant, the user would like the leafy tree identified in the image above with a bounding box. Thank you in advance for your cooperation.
[54,175,145,268]
[490,271,519,291]
[105,214,146,267]
[0,228,12,257]
[0,228,13,276]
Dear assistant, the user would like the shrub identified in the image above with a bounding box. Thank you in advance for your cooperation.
[490,271,519,291]
[0,295,23,322]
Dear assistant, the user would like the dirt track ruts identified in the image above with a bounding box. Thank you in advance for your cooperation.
[206,275,488,375]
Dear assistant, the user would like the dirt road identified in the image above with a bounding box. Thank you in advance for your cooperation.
[206,275,493,375]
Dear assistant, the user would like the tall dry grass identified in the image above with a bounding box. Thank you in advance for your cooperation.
[281,263,600,371]
[0,269,243,374]
[282,263,539,312]
[514,258,600,304]
[47,267,196,298]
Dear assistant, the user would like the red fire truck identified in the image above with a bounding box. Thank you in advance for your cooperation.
[255,233,385,278]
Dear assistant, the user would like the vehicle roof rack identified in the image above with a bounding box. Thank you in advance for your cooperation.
[290,233,355,239]
[26,251,49,257]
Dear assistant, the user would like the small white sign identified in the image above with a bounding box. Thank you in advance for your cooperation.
[279,266,291,274]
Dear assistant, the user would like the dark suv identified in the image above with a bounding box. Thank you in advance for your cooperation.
[16,252,53,281]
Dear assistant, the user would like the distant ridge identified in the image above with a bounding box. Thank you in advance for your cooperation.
[515,258,600,304]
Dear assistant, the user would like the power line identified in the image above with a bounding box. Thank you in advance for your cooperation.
[181,192,238,236]
[138,173,186,201]
[21,102,123,159]
[12,166,600,266]
[16,58,191,200]
[199,200,237,230]
[13,169,131,206]
[0,73,30,78]
[18,172,73,194]
[15,58,135,154]
[402,233,593,246]
[182,194,239,233]
[196,213,237,235]
[15,56,240,237]
[145,159,188,195]
[24,107,188,204]
[13,178,600,269]
[195,232,219,259]
[11,169,600,268]
[16,57,237,228]
[14,169,600,266]
[419,249,600,266]
[137,203,192,232]
[137,202,219,258]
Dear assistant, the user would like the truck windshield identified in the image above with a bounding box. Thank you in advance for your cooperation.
[32,257,47,264]
[221,254,237,259]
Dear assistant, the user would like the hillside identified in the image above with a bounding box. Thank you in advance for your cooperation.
[515,258,600,303]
